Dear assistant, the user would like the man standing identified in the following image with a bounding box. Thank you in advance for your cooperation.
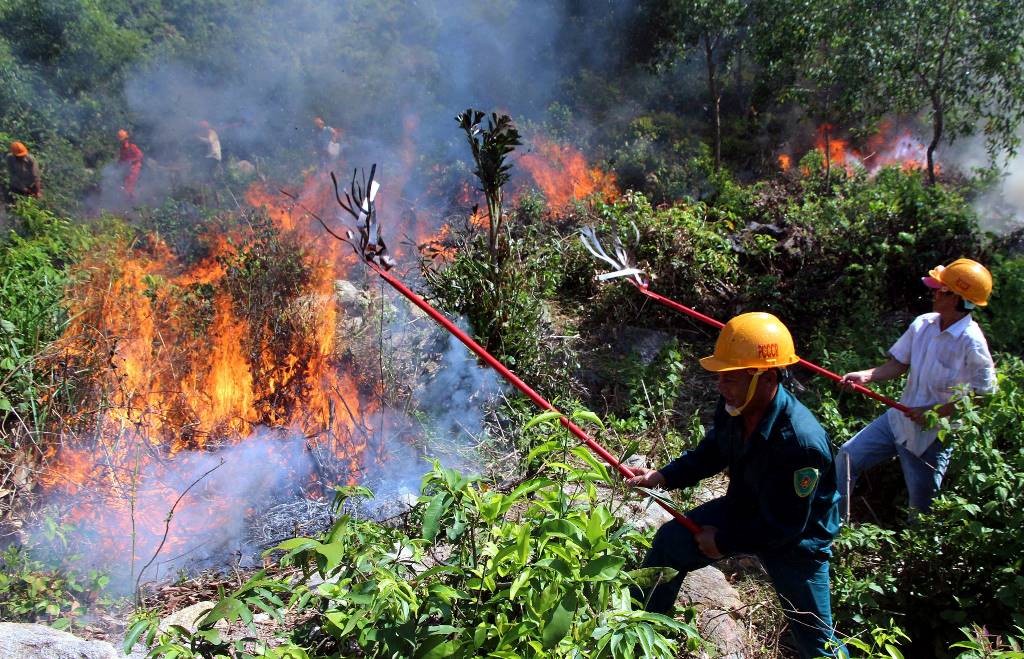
[117,129,144,201]
[837,259,996,515]
[629,312,843,659]
[196,120,222,178]
[5,142,41,203]
[312,116,336,166]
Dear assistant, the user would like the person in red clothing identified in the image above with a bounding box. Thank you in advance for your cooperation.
[117,129,143,201]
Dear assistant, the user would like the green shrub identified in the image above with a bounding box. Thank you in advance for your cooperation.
[979,254,1024,356]
[128,436,703,658]
[587,191,740,324]
[0,199,92,429]
[0,520,112,630]
[424,225,575,388]
[831,354,1024,653]
[741,166,982,333]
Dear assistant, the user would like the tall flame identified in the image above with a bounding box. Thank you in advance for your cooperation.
[518,137,619,208]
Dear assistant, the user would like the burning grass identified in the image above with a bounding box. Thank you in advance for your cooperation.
[29,208,383,588]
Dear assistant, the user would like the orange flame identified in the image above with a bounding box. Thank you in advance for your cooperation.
[812,122,936,176]
[518,137,618,208]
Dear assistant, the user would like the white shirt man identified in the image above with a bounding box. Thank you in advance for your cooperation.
[836,259,996,515]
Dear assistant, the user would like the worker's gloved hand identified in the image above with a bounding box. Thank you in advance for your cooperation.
[840,370,872,390]
[696,526,723,559]
[626,467,666,489]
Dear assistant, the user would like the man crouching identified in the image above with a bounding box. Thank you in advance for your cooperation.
[628,312,844,658]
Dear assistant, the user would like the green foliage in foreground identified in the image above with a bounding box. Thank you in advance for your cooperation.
[126,438,702,658]
[831,355,1024,652]
[0,199,95,430]
[0,520,112,630]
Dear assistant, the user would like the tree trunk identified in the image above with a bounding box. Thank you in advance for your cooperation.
[823,126,832,185]
[704,34,722,171]
[927,93,944,185]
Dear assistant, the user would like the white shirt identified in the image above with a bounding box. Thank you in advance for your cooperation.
[200,128,221,161]
[885,312,996,455]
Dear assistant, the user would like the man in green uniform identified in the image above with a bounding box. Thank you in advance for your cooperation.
[629,312,844,658]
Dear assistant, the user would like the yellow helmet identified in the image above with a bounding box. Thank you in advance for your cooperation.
[700,312,800,372]
[924,258,992,307]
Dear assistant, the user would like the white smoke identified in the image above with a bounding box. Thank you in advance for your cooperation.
[940,132,1024,235]
[33,430,315,593]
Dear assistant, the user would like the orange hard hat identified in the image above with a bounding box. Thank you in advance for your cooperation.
[700,312,800,372]
[10,141,28,157]
[117,129,129,141]
[923,258,993,307]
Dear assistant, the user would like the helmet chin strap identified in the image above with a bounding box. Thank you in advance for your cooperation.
[725,370,763,417]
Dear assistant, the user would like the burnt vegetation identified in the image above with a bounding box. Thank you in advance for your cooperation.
[1,1,1024,658]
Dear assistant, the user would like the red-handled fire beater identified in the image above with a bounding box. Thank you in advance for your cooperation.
[578,227,911,415]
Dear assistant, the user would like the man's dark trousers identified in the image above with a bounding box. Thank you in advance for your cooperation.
[638,499,842,659]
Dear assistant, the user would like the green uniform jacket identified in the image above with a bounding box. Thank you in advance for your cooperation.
[659,385,840,557]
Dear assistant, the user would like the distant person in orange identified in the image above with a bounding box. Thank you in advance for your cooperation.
[117,129,144,201]
[5,142,41,204]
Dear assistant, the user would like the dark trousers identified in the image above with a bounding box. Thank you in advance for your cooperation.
[637,498,845,659]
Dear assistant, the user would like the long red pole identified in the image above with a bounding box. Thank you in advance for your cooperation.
[369,264,702,535]
[629,282,912,414]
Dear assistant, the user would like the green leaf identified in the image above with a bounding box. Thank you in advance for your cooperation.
[313,541,345,573]
[509,570,532,599]
[571,409,606,429]
[516,525,532,566]
[524,410,565,430]
[415,635,458,659]
[627,567,679,589]
[200,596,252,626]
[123,619,151,653]
[581,555,625,581]
[422,493,451,542]
[542,589,577,649]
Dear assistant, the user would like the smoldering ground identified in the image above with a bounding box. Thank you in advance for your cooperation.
[30,305,502,592]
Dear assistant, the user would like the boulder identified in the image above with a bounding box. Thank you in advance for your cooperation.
[158,600,215,634]
[681,566,746,616]
[679,567,750,658]
[0,622,131,659]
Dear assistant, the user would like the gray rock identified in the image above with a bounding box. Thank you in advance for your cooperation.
[158,601,215,634]
[0,622,125,659]
[697,608,749,659]
[681,566,746,615]
[679,567,750,657]
[334,280,367,310]
[631,497,675,531]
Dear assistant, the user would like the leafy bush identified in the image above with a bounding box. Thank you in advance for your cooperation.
[0,520,112,630]
[740,166,982,333]
[127,424,704,658]
[0,199,93,429]
[830,355,1024,654]
[424,226,575,388]
[979,254,1024,356]
[586,191,741,325]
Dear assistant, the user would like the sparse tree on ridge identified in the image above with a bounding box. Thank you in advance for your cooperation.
[870,0,1024,183]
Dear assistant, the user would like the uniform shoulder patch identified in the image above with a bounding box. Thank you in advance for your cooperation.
[793,467,820,498]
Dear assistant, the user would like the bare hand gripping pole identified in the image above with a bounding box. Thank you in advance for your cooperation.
[579,228,912,415]
[312,167,702,535]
